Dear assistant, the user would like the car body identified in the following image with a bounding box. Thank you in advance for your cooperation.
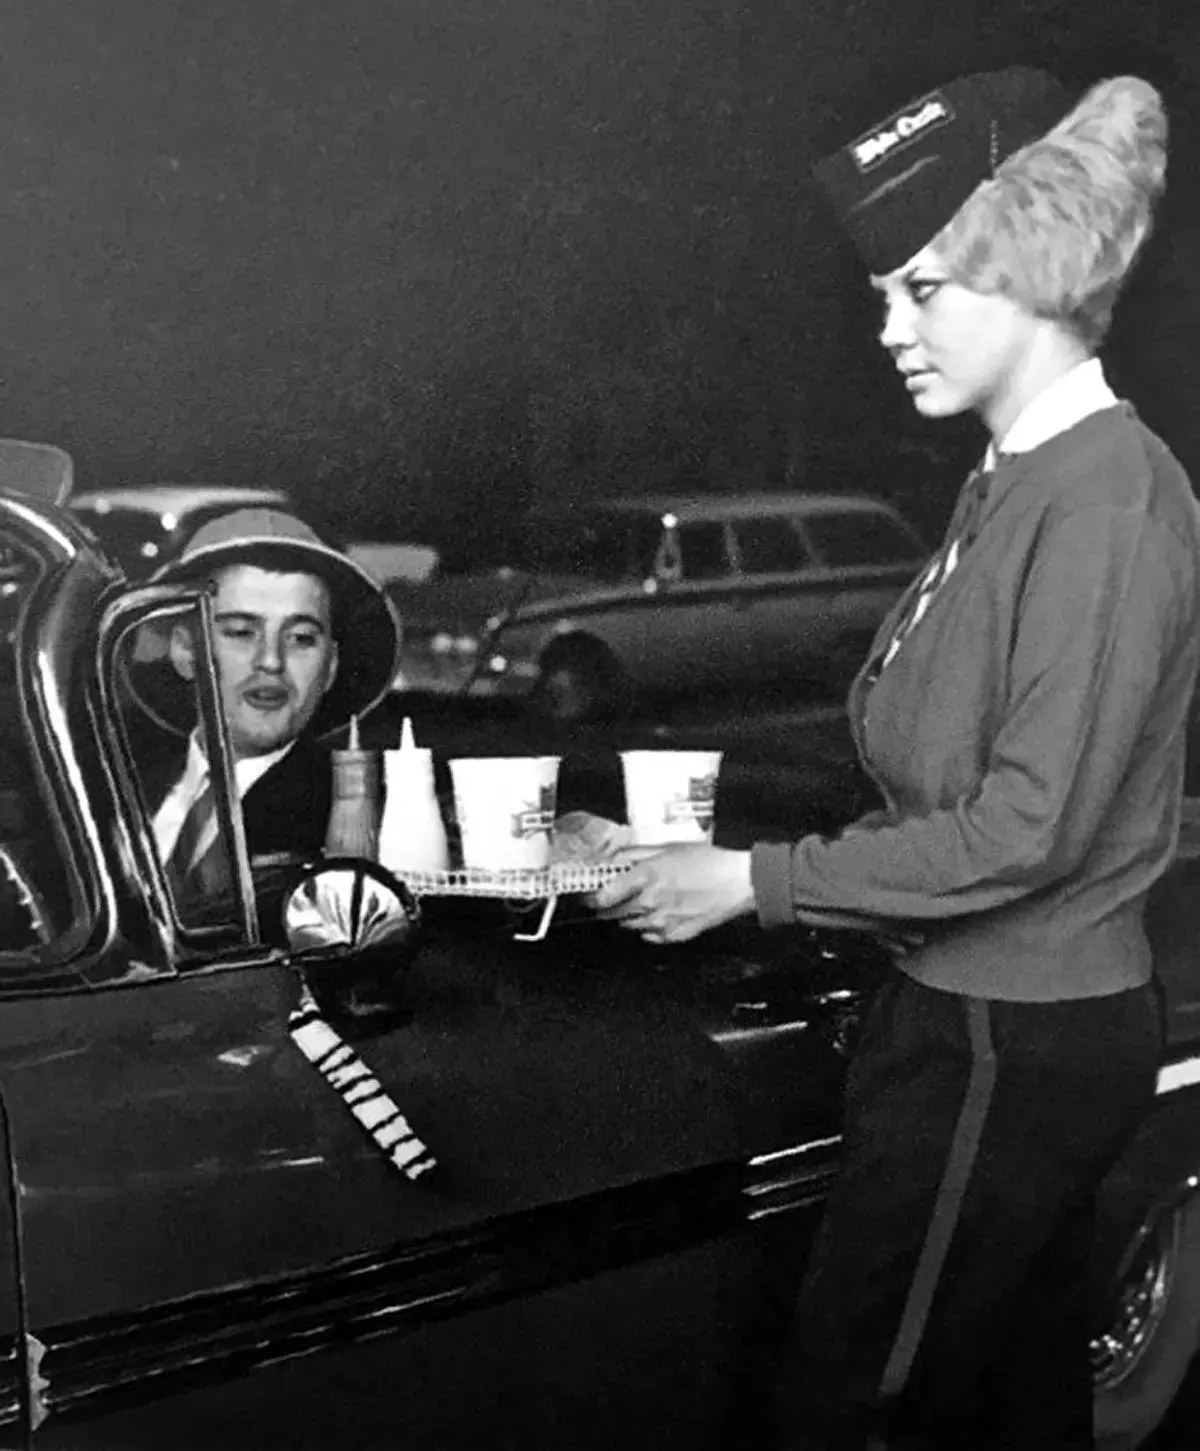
[68,484,293,578]
[0,488,1199,1448]
[389,492,928,723]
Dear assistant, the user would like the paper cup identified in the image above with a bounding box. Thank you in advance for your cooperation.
[620,749,722,845]
[449,756,561,871]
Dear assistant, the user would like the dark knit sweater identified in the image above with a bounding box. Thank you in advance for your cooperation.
[752,404,1200,1001]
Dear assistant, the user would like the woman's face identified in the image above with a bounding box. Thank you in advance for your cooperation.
[874,246,1040,434]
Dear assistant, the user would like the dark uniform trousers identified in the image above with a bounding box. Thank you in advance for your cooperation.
[774,967,1163,1450]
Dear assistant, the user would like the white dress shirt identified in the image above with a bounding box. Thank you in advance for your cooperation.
[152,732,292,867]
[985,355,1119,465]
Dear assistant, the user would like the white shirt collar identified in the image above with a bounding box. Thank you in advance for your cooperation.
[984,357,1119,467]
[184,730,294,798]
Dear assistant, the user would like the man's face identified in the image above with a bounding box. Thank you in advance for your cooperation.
[196,564,338,758]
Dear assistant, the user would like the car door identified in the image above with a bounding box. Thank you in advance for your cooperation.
[731,512,840,695]
[745,507,924,698]
[0,553,821,1451]
[629,516,757,695]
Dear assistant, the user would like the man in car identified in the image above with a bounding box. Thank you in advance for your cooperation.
[131,508,399,904]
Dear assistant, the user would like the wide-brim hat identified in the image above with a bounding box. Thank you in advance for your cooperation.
[129,507,400,742]
[812,66,1072,276]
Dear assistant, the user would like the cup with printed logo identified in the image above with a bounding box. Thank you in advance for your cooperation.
[448,756,561,872]
[619,749,723,846]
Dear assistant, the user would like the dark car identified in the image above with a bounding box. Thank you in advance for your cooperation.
[0,487,1199,1449]
[68,484,294,578]
[390,492,928,725]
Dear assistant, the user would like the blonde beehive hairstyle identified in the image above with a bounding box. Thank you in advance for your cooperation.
[930,76,1167,347]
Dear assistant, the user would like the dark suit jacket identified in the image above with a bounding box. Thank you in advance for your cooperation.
[141,735,333,867]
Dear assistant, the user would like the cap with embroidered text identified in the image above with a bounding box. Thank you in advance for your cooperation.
[812,66,1071,275]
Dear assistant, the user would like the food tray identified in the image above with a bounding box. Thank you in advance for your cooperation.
[395,861,632,942]
[397,861,630,900]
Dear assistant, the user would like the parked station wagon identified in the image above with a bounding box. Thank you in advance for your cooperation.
[390,492,927,724]
[2,483,1200,1448]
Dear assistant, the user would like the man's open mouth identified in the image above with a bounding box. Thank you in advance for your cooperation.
[244,687,289,710]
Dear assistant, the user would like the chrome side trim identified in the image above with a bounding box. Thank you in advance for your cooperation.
[1156,1055,1200,1096]
[31,1159,751,1427]
[744,1135,841,1222]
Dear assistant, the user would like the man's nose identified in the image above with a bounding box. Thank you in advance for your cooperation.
[254,631,285,673]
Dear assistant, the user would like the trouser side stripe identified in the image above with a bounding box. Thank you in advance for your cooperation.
[877,997,997,1402]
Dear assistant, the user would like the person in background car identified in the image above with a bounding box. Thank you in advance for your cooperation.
[131,509,398,904]
[590,68,1200,1448]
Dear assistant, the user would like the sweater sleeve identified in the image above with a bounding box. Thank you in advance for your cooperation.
[752,503,1183,929]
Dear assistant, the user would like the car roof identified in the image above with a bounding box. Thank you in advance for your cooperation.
[69,484,289,515]
[569,492,904,524]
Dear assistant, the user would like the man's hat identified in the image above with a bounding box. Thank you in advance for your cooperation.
[812,66,1072,275]
[136,508,400,741]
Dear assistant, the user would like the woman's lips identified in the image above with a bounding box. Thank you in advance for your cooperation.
[903,369,936,389]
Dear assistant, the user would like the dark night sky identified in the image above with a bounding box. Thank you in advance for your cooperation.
[2,0,1197,549]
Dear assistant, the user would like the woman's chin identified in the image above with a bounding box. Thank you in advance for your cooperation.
[908,385,965,420]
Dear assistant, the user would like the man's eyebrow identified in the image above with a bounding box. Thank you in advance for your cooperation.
[213,610,329,632]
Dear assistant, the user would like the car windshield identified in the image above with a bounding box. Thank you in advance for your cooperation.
[482,510,662,584]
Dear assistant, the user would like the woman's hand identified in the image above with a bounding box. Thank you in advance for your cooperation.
[551,811,633,862]
[587,843,755,944]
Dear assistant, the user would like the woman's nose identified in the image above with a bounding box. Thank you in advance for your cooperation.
[878,297,914,355]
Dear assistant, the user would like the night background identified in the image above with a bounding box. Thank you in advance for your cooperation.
[3,0,1197,554]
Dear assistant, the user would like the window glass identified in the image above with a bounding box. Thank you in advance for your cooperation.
[505,511,662,584]
[734,517,812,574]
[117,602,252,937]
[805,511,925,568]
[0,534,74,955]
[676,522,732,581]
[116,599,327,949]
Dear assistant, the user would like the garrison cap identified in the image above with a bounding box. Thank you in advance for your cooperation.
[812,66,1072,274]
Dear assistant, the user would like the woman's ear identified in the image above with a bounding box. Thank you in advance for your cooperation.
[167,622,197,682]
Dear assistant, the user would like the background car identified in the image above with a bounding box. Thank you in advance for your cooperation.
[68,483,296,578]
[389,491,928,724]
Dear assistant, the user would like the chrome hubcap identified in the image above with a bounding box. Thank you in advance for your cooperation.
[1092,1211,1179,1391]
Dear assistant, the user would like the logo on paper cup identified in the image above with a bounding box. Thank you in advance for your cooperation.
[662,772,717,833]
[511,783,557,840]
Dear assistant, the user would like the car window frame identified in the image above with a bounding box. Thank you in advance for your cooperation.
[0,513,116,982]
[802,505,927,570]
[729,514,815,577]
[100,585,265,960]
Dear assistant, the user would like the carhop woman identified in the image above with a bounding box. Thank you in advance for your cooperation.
[589,67,1200,1448]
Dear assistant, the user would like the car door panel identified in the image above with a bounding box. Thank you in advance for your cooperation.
[751,566,913,693]
[1,917,823,1446]
[0,1107,27,1451]
[29,1234,777,1451]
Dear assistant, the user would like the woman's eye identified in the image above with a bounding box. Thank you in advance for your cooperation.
[287,631,319,649]
[220,626,255,642]
[908,279,942,305]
